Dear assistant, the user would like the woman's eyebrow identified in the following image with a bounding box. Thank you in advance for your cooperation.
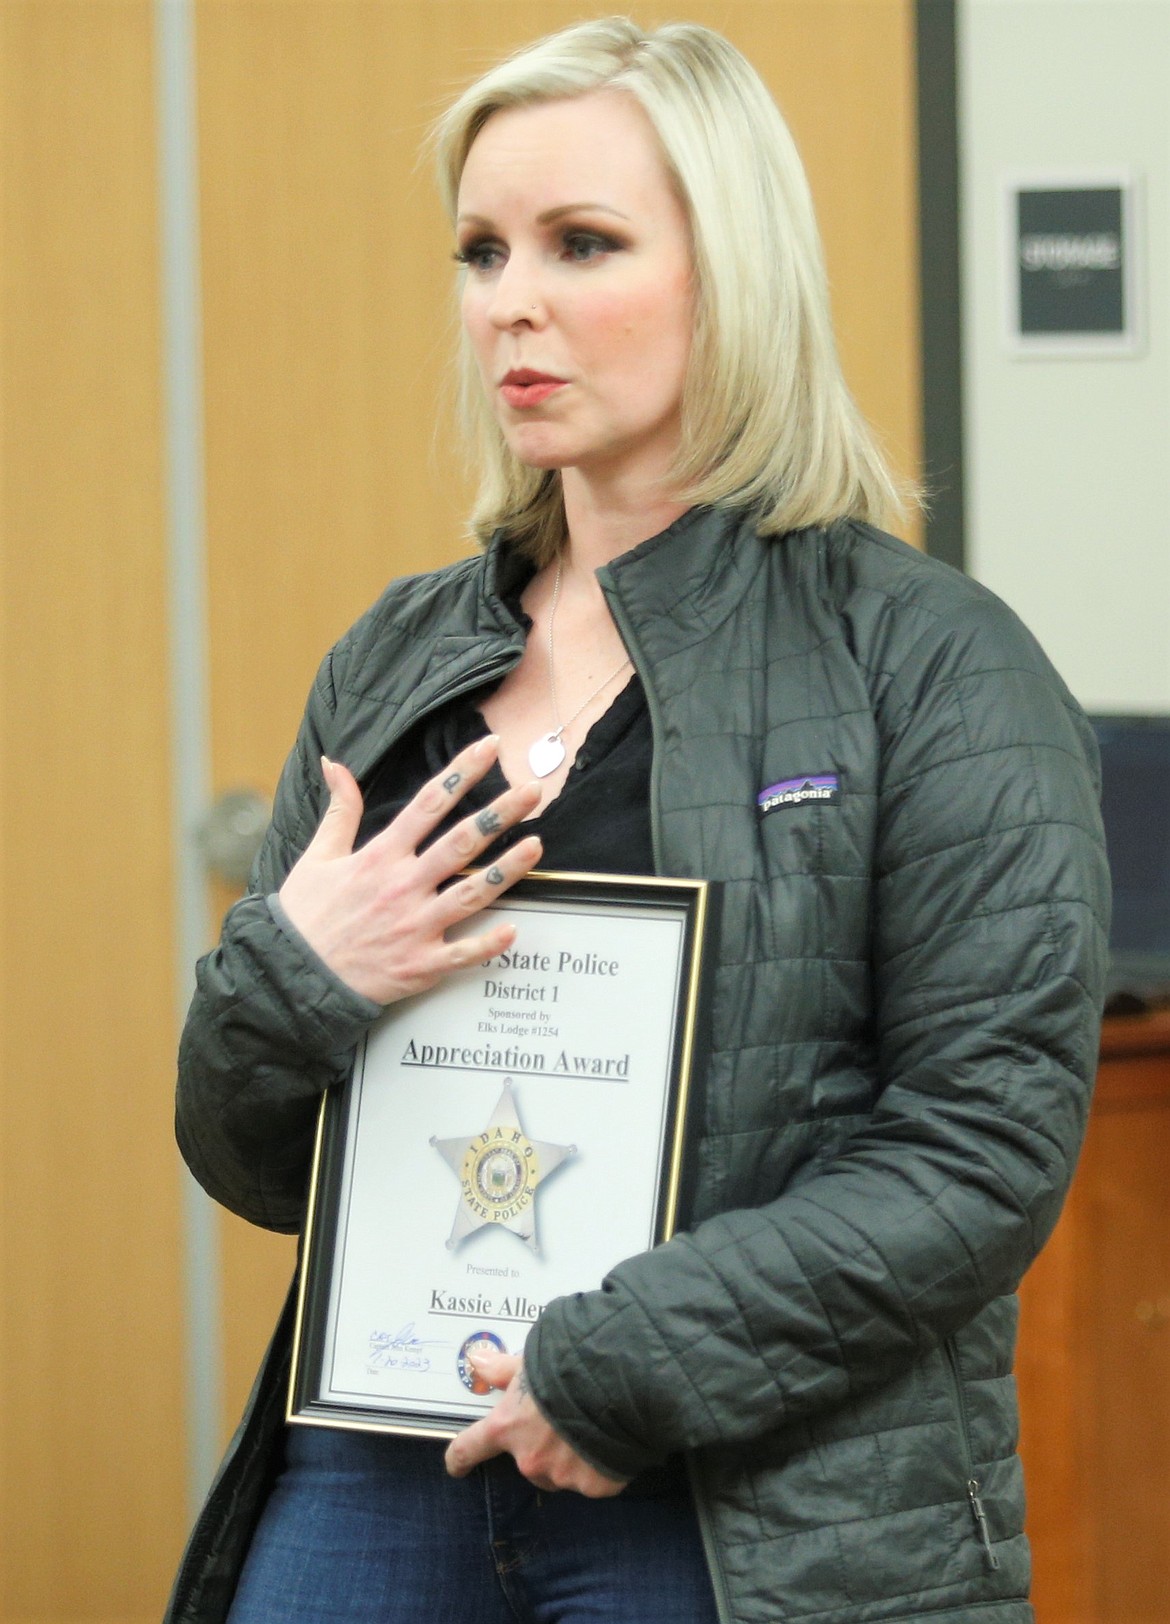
[455,203,632,228]
[536,202,632,224]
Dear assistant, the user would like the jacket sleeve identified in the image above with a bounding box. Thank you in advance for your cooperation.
[523,593,1111,1480]
[175,646,383,1232]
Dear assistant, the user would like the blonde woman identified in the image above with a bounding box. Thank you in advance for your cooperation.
[169,19,1108,1624]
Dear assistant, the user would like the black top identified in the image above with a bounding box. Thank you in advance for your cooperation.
[357,604,654,877]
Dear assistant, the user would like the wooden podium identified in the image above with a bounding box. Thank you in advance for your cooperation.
[1018,1010,1170,1623]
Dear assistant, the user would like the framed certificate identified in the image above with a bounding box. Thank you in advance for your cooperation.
[288,870,714,1438]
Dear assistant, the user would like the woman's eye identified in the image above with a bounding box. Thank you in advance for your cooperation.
[453,240,504,273]
[561,231,619,263]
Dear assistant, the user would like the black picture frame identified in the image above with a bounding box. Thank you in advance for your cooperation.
[288,869,717,1438]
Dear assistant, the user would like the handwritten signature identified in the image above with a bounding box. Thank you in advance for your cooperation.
[367,1323,444,1374]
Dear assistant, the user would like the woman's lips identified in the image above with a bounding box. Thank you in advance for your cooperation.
[499,370,566,408]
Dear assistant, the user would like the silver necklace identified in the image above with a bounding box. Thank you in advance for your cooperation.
[527,559,633,779]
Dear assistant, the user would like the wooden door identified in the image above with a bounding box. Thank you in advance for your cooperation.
[0,4,188,1619]
[1018,1013,1170,1622]
[0,2,922,1617]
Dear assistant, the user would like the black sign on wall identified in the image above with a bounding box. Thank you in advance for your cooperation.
[1007,178,1140,354]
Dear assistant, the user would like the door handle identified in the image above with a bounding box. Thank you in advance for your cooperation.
[195,788,271,886]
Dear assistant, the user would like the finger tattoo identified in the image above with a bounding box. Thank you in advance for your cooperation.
[485,865,505,885]
[475,808,503,836]
[442,771,462,794]
[515,1364,532,1399]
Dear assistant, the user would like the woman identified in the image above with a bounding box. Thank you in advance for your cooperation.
[168,17,1109,1624]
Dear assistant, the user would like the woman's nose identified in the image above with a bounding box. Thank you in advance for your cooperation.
[487,255,547,330]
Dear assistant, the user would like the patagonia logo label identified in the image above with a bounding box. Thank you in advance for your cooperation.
[757,774,840,813]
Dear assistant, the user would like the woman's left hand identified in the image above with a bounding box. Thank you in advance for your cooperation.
[444,1351,628,1498]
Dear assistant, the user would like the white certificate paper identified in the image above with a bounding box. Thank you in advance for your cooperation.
[290,873,711,1436]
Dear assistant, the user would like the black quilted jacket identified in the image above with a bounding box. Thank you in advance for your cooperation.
[170,508,1109,1624]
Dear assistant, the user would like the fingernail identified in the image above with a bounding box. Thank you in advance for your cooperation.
[320,755,335,788]
[477,734,500,756]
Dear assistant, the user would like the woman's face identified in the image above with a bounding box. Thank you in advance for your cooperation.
[456,91,694,493]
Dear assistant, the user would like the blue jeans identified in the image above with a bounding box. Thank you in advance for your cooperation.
[228,1425,720,1623]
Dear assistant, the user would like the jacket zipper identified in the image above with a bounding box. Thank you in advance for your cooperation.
[686,1455,738,1624]
[943,1337,1000,1572]
[604,574,735,1621]
[598,577,664,875]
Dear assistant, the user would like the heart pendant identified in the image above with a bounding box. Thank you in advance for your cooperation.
[528,732,567,779]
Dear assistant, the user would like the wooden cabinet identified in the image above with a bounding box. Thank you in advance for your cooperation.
[1018,1011,1170,1624]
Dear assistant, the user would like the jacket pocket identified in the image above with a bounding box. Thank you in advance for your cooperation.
[942,1336,1001,1572]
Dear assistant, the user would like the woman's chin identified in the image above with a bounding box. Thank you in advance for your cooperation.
[501,427,573,472]
[511,450,566,474]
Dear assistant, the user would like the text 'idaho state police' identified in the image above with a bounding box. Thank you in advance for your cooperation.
[483,948,620,975]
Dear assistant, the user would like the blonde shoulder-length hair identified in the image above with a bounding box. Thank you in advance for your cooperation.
[432,16,909,564]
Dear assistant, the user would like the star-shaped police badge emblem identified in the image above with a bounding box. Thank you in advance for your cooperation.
[431,1079,575,1252]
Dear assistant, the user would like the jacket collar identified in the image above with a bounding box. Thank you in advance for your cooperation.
[339,505,772,784]
[597,504,770,668]
[339,548,529,784]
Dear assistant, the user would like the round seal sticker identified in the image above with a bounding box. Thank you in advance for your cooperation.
[457,1330,506,1394]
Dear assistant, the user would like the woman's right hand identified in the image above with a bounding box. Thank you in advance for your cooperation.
[277,736,542,1006]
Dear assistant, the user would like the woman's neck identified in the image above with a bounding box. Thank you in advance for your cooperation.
[560,466,690,574]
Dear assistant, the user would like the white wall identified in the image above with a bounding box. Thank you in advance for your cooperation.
[958,0,1170,710]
